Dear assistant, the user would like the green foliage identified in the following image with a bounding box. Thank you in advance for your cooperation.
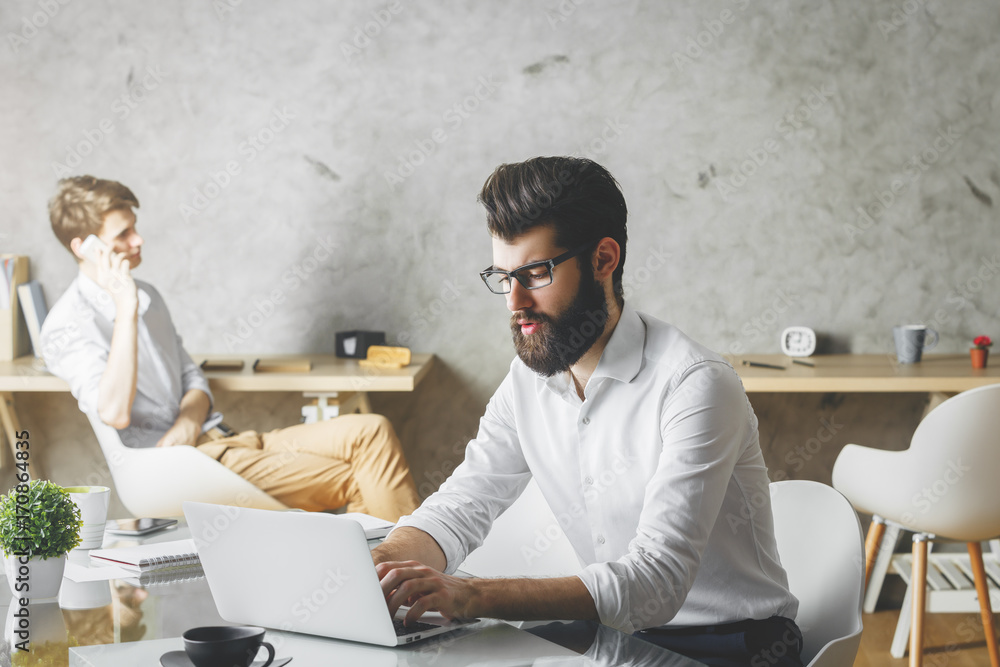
[0,480,82,559]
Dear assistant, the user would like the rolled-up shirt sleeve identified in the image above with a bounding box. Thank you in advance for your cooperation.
[178,340,214,407]
[577,361,750,633]
[394,371,532,574]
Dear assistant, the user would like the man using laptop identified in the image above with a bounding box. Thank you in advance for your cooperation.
[41,176,420,521]
[373,157,802,665]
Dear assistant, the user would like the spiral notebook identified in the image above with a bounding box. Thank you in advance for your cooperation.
[90,538,199,572]
[123,564,205,588]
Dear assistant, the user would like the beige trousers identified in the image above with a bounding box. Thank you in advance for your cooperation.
[195,414,420,522]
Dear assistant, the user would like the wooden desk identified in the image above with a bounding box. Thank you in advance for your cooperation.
[728,354,1000,393]
[0,353,435,479]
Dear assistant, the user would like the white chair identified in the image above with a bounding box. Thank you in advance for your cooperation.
[86,413,287,518]
[832,383,1000,667]
[770,480,865,667]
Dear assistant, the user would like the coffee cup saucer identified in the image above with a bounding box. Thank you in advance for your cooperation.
[160,650,291,667]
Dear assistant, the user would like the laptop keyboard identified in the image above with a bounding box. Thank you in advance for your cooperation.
[393,617,440,636]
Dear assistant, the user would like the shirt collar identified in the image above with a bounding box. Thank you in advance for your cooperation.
[541,302,646,398]
[590,302,645,384]
[76,270,151,321]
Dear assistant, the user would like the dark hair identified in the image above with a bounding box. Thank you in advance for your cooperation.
[477,156,628,306]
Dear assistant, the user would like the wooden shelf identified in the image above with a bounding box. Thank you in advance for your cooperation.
[727,354,1000,393]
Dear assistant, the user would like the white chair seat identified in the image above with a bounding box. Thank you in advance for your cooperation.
[87,413,287,518]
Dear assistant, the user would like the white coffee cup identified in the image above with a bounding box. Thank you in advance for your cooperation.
[64,486,110,550]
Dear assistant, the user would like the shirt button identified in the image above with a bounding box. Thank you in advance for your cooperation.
[597,535,606,545]
[584,476,594,485]
[582,417,590,425]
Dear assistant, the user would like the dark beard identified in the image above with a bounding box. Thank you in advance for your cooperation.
[510,272,610,377]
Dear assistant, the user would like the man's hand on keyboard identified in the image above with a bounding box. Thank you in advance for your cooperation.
[376,560,476,626]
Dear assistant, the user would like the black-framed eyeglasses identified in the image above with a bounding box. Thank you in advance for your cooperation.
[479,242,595,294]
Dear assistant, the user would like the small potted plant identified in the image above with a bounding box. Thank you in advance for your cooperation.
[971,335,992,369]
[0,480,82,600]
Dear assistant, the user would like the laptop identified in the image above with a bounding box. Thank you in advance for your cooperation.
[183,501,481,647]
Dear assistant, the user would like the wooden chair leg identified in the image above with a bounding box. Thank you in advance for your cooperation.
[865,516,887,587]
[967,542,1000,667]
[910,535,928,667]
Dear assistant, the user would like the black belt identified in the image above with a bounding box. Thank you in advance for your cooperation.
[638,615,796,637]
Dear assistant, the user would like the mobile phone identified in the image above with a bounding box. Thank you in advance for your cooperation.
[105,518,178,536]
[80,234,109,263]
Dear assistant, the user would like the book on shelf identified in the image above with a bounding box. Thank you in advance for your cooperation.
[200,358,245,371]
[252,358,312,373]
[16,281,47,359]
[90,538,199,572]
[1,255,31,361]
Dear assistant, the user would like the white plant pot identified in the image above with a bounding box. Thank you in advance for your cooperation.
[4,553,67,601]
[4,598,68,649]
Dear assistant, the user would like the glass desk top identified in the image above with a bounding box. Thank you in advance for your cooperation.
[1,521,704,666]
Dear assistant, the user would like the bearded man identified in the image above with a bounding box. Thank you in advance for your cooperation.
[372,157,802,667]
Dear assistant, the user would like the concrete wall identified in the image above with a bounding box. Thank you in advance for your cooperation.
[1,1,997,517]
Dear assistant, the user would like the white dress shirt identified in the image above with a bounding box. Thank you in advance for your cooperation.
[40,272,222,448]
[396,304,798,633]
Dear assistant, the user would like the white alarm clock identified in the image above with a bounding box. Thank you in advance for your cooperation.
[780,326,816,357]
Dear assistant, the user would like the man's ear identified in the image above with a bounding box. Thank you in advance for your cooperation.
[69,237,86,262]
[592,237,620,281]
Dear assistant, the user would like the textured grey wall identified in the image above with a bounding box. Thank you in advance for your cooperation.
[1,1,997,514]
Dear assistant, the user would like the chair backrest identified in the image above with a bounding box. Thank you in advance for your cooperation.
[902,383,1000,540]
[86,413,287,518]
[770,480,864,667]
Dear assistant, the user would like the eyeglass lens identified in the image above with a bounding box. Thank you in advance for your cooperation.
[484,264,552,293]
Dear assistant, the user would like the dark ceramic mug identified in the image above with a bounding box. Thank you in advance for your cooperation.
[182,626,275,667]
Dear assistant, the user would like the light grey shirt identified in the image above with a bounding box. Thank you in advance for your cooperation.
[396,304,798,633]
[40,272,222,448]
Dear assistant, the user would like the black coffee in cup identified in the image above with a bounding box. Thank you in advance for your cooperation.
[182,626,275,667]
